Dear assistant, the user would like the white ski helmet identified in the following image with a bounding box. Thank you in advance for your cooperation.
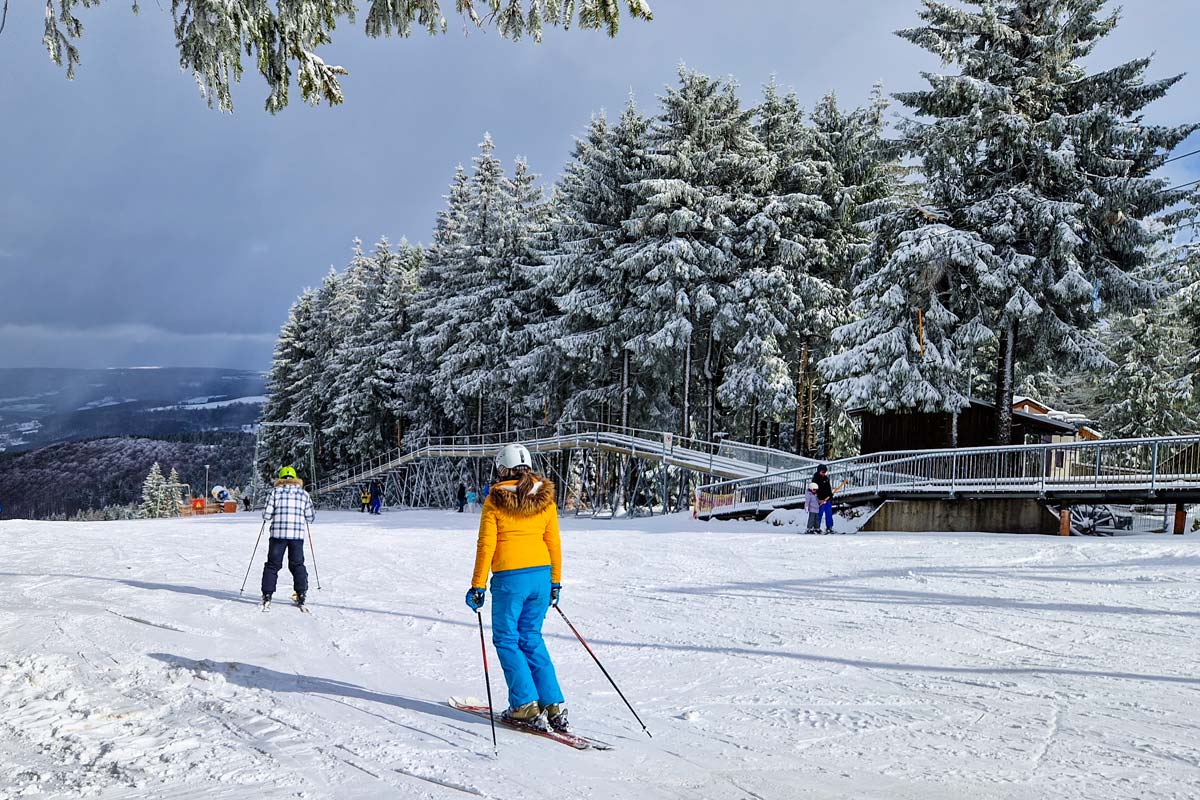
[495,443,533,471]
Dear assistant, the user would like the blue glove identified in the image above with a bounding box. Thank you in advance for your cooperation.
[549,583,561,607]
[465,587,485,611]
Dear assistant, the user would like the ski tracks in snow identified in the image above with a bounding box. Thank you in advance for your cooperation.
[1,514,1200,798]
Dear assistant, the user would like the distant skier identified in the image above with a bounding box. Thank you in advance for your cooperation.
[457,482,467,513]
[369,482,382,514]
[465,443,568,732]
[260,466,314,609]
[359,488,370,513]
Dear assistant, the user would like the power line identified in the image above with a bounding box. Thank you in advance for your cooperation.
[1161,178,1200,194]
[1164,148,1200,166]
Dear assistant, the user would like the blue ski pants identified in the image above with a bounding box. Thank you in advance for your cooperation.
[261,537,308,596]
[819,501,834,530]
[490,566,563,710]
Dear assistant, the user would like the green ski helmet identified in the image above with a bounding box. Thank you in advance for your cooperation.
[278,466,298,480]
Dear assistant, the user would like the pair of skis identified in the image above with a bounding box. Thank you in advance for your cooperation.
[261,592,310,613]
[447,699,610,750]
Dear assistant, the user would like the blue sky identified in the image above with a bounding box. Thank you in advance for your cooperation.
[0,0,1196,370]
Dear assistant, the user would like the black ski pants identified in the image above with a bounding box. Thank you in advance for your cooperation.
[261,537,308,596]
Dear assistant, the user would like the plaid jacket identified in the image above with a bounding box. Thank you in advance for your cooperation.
[262,478,315,540]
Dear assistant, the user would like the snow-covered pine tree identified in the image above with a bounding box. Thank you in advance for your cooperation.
[822,213,992,422]
[804,88,903,455]
[538,103,653,429]
[261,268,344,478]
[435,134,518,435]
[1098,303,1196,438]
[165,467,184,513]
[503,157,560,430]
[403,165,476,442]
[260,287,319,479]
[888,0,1198,443]
[720,80,830,444]
[615,68,770,438]
[296,269,345,474]
[325,239,395,465]
[374,239,425,446]
[139,462,168,519]
[1178,207,1200,390]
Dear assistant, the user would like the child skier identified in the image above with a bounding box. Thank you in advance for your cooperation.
[804,482,821,534]
[465,443,568,732]
[260,466,315,609]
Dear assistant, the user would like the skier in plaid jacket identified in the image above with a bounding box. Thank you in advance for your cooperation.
[260,466,315,608]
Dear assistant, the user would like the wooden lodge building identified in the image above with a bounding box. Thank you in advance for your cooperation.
[850,399,1084,456]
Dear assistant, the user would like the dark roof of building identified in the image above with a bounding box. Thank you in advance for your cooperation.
[848,399,1077,435]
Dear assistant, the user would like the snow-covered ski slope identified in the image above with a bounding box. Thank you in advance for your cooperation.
[1,511,1198,799]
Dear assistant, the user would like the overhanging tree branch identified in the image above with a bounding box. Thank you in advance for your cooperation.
[38,0,653,112]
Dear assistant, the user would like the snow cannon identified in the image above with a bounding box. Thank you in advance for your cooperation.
[211,485,238,513]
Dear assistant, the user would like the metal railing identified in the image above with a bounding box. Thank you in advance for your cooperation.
[714,438,820,474]
[695,434,1200,519]
[312,421,813,496]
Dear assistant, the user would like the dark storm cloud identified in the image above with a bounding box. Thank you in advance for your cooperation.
[0,0,1195,369]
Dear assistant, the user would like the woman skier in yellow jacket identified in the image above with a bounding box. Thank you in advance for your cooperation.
[465,443,568,732]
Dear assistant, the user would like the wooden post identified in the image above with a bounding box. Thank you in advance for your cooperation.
[1059,506,1071,537]
[1175,503,1187,535]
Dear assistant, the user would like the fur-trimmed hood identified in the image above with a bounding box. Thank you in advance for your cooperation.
[274,477,304,488]
[487,476,556,517]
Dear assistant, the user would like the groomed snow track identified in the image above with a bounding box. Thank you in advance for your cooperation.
[697,434,1200,520]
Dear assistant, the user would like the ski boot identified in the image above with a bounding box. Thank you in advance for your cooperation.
[544,703,570,733]
[292,591,306,607]
[261,593,272,610]
[501,701,550,731]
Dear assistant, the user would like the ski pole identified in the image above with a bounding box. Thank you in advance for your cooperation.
[306,521,322,590]
[239,520,267,594]
[477,610,498,755]
[554,605,651,738]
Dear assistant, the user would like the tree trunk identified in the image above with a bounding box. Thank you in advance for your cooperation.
[820,393,833,460]
[703,331,715,440]
[682,335,692,438]
[621,349,630,430]
[993,321,1016,445]
[797,344,815,456]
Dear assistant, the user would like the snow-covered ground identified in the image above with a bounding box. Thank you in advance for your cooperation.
[149,396,268,412]
[1,511,1198,799]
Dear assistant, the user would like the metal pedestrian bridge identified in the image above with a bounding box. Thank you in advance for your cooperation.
[312,421,819,514]
[695,434,1200,520]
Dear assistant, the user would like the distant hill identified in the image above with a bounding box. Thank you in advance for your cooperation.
[0,368,266,452]
[0,434,254,519]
